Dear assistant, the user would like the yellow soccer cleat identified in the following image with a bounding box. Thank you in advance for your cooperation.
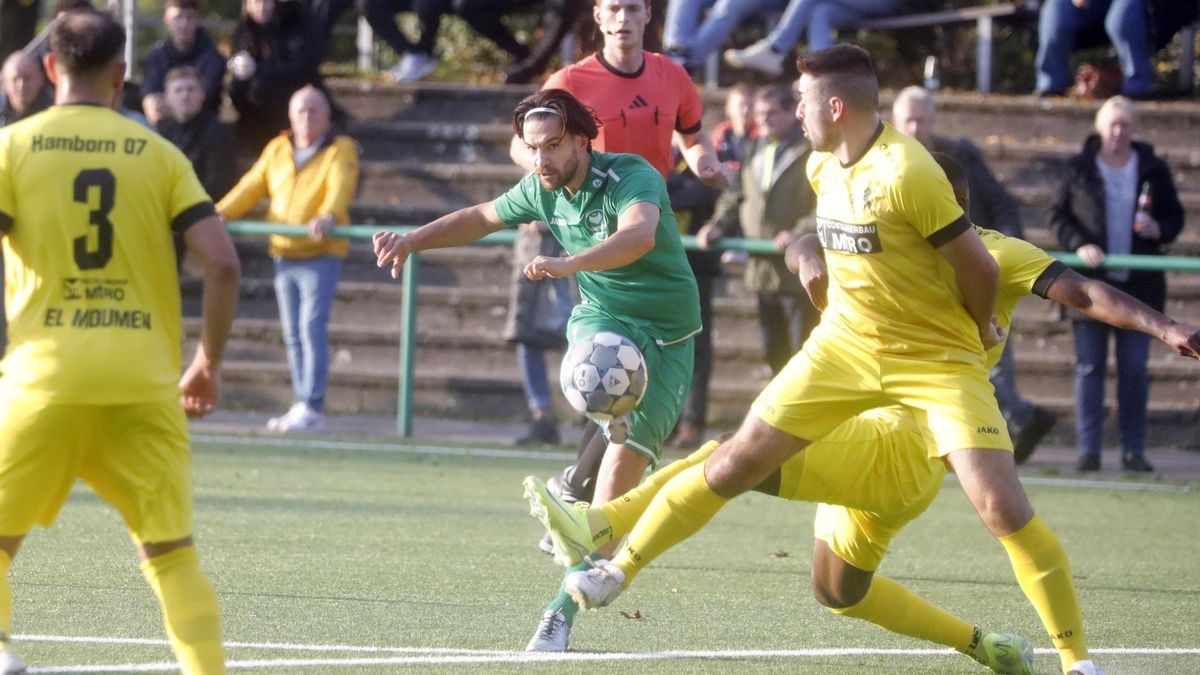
[968,631,1034,674]
[523,476,596,567]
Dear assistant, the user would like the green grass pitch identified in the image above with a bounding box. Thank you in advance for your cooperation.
[10,435,1200,673]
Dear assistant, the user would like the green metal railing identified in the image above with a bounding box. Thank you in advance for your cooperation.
[226,220,1200,436]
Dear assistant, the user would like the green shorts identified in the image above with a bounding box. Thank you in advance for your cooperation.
[567,304,695,466]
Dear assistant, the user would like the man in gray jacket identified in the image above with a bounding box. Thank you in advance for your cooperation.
[698,84,817,375]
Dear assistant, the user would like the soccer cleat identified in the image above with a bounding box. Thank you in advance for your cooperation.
[1066,659,1106,675]
[0,649,27,675]
[523,476,594,566]
[565,561,626,610]
[968,631,1034,674]
[537,466,583,555]
[723,39,785,76]
[525,610,570,652]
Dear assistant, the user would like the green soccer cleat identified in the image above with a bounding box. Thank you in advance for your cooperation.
[523,476,595,567]
[968,631,1034,674]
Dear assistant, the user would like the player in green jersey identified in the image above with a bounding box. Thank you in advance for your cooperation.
[372,88,701,650]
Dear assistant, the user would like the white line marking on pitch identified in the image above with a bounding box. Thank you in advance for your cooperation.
[191,433,576,462]
[19,635,1200,672]
[192,433,1193,493]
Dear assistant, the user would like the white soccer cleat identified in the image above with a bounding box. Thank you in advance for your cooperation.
[0,649,27,675]
[565,561,626,610]
[1066,660,1106,675]
[525,610,570,652]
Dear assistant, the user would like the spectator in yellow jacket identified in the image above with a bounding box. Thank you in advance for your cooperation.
[217,85,358,432]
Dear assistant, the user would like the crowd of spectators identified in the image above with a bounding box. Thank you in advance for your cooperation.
[0,0,1193,462]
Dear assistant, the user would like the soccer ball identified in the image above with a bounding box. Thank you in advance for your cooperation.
[560,332,647,421]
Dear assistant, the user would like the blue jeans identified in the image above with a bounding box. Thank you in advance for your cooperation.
[664,0,717,52]
[1072,320,1151,459]
[274,255,343,412]
[768,0,900,53]
[668,0,788,65]
[517,342,553,413]
[1035,0,1151,96]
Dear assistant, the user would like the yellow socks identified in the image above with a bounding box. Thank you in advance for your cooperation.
[0,549,11,649]
[999,515,1088,672]
[597,441,719,543]
[829,575,976,652]
[612,461,728,585]
[140,547,226,674]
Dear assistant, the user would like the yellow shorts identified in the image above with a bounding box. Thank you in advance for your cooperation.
[778,407,946,571]
[0,391,193,543]
[752,334,1012,457]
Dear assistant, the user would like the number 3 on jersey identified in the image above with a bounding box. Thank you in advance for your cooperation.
[73,168,116,270]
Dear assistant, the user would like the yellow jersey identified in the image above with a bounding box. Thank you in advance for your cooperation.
[0,104,214,403]
[808,123,980,363]
[967,227,1066,369]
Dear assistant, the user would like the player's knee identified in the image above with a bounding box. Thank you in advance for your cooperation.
[973,484,1034,535]
[811,577,866,610]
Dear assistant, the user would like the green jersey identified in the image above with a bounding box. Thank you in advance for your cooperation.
[495,151,700,344]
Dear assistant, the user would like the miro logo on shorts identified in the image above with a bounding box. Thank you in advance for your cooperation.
[816,217,883,255]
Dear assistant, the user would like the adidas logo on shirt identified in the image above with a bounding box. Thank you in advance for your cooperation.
[628,95,649,109]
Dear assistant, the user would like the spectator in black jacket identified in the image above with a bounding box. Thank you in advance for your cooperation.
[141,0,225,124]
[1051,96,1185,473]
[157,66,235,201]
[893,85,1058,462]
[228,0,323,149]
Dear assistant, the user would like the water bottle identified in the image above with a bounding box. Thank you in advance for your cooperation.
[923,56,940,91]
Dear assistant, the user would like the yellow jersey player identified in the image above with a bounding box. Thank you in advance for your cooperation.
[526,45,1099,675]
[527,153,1200,675]
[0,11,239,674]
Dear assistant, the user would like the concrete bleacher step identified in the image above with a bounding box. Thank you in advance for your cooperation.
[185,305,1200,410]
[348,119,1200,192]
[351,178,1200,257]
[212,358,1199,441]
[329,80,1200,152]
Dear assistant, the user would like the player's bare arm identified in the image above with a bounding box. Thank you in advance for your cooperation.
[179,214,241,417]
[677,130,731,190]
[524,201,658,280]
[1047,268,1200,359]
[935,227,1002,348]
[785,233,829,312]
[373,201,506,279]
